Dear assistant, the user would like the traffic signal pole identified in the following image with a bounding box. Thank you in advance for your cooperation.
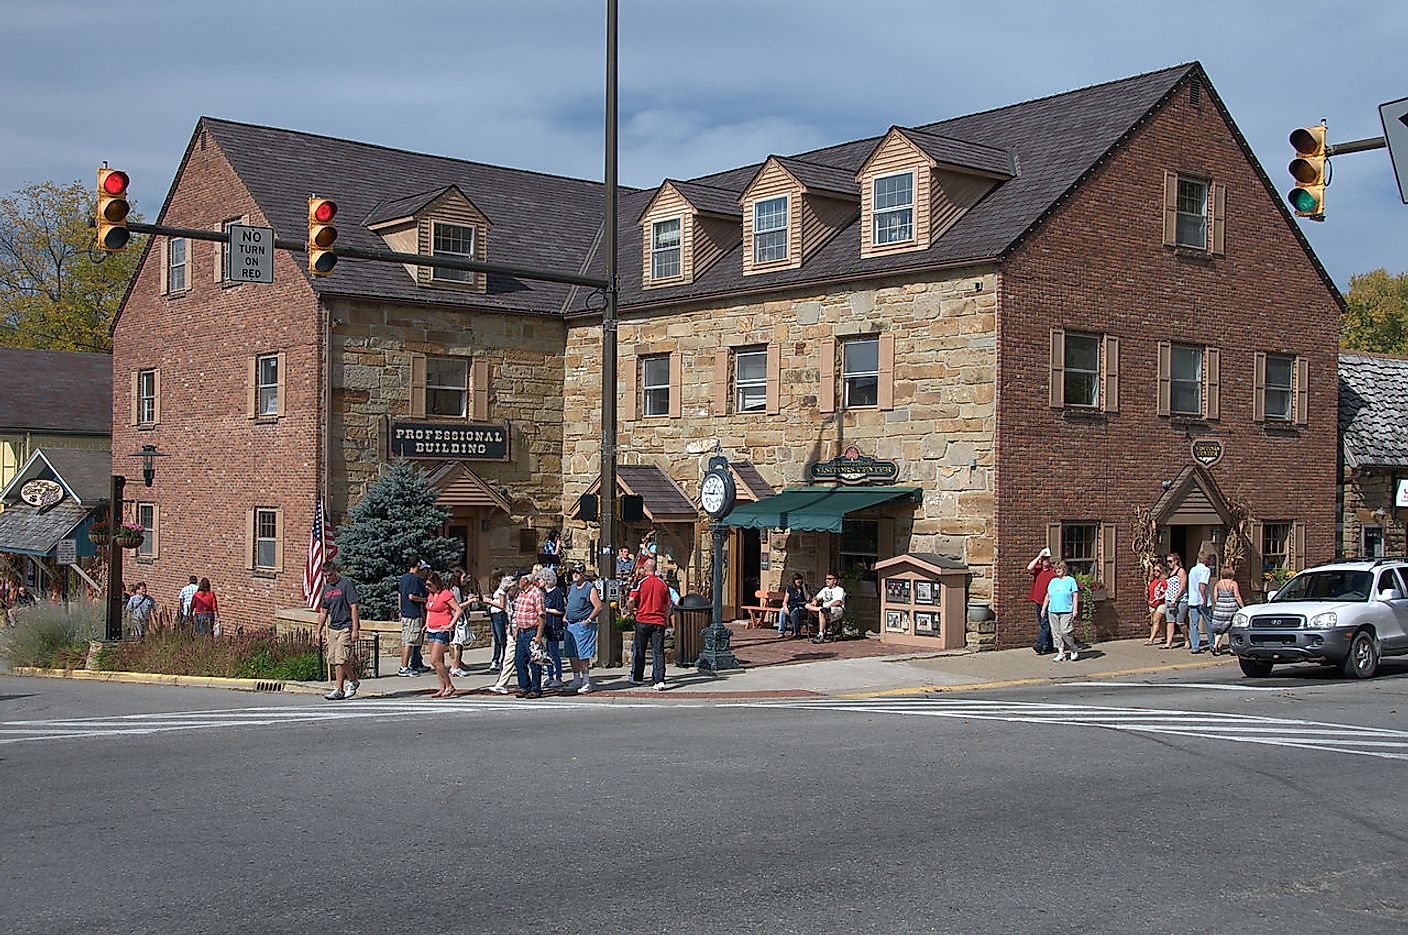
[1326,135,1387,157]
[597,0,622,668]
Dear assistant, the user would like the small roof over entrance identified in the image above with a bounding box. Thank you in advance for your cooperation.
[0,448,109,557]
[582,464,698,522]
[1150,464,1235,526]
[426,462,511,513]
[724,486,922,533]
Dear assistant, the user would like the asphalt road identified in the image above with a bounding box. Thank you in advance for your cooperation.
[4,661,1408,934]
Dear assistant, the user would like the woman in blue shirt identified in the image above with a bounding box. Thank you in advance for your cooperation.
[1041,562,1082,662]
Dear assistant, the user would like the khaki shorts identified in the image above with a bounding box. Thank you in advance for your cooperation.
[326,627,353,666]
[401,616,425,646]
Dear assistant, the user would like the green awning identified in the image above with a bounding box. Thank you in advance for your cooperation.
[723,486,921,533]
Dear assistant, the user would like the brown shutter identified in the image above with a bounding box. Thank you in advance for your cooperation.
[472,357,489,420]
[409,353,426,418]
[877,333,895,411]
[668,352,682,418]
[152,369,162,424]
[1252,351,1266,422]
[1046,522,1062,558]
[159,238,169,295]
[876,516,896,562]
[1210,183,1227,256]
[622,355,637,420]
[149,504,161,560]
[213,239,223,283]
[818,336,836,414]
[1162,171,1178,246]
[130,371,139,425]
[765,343,780,415]
[713,350,729,416]
[273,508,285,573]
[1101,523,1117,598]
[1291,520,1306,570]
[247,357,258,418]
[1102,335,1119,413]
[1247,521,1264,586]
[245,508,256,570]
[1294,356,1309,426]
[1156,341,1171,416]
[276,352,287,417]
[1049,327,1065,408]
[1204,347,1220,420]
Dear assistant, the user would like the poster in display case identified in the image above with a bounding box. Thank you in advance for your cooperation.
[884,577,911,604]
[885,609,909,632]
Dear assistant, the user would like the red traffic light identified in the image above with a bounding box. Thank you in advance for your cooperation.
[101,169,129,196]
[313,200,336,223]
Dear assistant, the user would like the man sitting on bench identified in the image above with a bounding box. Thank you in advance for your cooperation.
[807,571,846,643]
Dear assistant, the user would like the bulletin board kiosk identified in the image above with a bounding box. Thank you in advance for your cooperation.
[875,553,968,650]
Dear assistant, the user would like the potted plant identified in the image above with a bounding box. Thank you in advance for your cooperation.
[87,520,111,546]
[114,522,145,550]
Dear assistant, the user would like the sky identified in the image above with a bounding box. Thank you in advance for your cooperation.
[2,0,1404,289]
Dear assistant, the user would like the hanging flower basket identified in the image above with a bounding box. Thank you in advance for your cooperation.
[87,521,112,545]
[115,523,145,550]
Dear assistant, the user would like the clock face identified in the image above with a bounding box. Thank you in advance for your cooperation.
[701,473,727,515]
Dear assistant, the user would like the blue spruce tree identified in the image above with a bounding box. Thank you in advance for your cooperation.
[333,460,463,619]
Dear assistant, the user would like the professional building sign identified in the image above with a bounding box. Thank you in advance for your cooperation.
[388,421,510,461]
[1190,438,1224,467]
[806,445,900,485]
[19,478,64,511]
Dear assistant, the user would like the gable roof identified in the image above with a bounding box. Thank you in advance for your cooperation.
[1150,464,1235,526]
[893,126,1016,178]
[363,185,479,228]
[770,157,859,198]
[0,348,111,436]
[0,447,111,506]
[1340,352,1408,469]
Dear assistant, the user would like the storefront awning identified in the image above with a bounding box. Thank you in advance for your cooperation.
[723,486,921,533]
[0,501,90,557]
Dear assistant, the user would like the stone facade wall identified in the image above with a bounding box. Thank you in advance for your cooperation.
[327,297,567,581]
[1341,471,1407,558]
[563,268,1000,646]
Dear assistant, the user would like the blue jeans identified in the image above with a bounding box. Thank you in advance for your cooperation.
[632,622,667,685]
[490,612,507,668]
[546,638,563,680]
[1188,604,1212,651]
[1033,605,1053,653]
[514,628,542,694]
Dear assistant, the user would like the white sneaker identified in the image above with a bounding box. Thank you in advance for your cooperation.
[449,667,469,677]
[1053,653,1067,662]
[344,680,359,699]
[577,679,593,694]
[652,682,667,691]
[324,689,345,701]
[1068,650,1079,662]
[490,685,510,695]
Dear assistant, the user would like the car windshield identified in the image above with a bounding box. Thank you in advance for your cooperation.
[1273,570,1372,603]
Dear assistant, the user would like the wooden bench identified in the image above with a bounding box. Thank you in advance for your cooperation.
[741,590,784,629]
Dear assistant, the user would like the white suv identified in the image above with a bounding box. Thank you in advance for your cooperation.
[1229,559,1408,679]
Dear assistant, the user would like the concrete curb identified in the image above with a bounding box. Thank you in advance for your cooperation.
[839,656,1236,698]
[10,667,324,695]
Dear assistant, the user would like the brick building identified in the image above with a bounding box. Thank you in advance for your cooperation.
[112,62,1343,645]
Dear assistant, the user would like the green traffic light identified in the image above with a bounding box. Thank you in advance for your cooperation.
[1289,188,1319,213]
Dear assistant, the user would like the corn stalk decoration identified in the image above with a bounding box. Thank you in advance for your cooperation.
[1131,507,1160,582]
[1221,496,1253,575]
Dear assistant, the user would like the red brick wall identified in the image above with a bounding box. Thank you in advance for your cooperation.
[111,128,322,630]
[993,75,1341,647]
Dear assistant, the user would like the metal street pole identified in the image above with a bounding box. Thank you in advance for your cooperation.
[105,474,125,641]
[596,0,622,667]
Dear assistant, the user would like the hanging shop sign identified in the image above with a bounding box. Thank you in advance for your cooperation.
[1190,438,1224,468]
[388,421,510,461]
[806,445,900,486]
[19,478,65,511]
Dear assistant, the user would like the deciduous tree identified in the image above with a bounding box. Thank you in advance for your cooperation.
[1342,268,1408,356]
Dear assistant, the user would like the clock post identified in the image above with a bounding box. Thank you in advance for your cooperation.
[697,454,740,672]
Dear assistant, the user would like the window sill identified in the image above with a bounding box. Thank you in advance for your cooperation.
[164,289,192,299]
[1261,421,1302,437]
[1169,244,1215,260]
[252,415,281,425]
[134,556,155,565]
[135,423,158,432]
[1060,408,1108,423]
[1169,415,1212,428]
[252,569,279,579]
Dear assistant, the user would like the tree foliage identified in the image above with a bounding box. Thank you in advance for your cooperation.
[0,179,144,353]
[332,460,463,620]
[1342,268,1408,356]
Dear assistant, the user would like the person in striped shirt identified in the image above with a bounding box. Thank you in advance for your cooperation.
[511,572,546,698]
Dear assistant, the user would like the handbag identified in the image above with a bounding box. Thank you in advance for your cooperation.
[529,637,551,666]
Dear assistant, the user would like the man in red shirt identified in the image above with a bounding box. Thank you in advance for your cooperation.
[1027,547,1056,655]
[627,558,672,690]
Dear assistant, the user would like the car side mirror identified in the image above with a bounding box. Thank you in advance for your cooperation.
[1266,588,1279,602]
[1381,588,1405,602]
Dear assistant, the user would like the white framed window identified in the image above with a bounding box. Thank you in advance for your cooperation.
[734,347,768,413]
[1264,354,1294,422]
[1175,177,1209,249]
[1363,525,1385,558]
[839,518,879,586]
[426,357,468,418]
[1262,522,1292,574]
[431,222,475,283]
[842,338,879,408]
[1170,344,1203,415]
[167,237,188,292]
[641,355,671,417]
[651,218,681,280]
[137,370,157,424]
[255,354,279,417]
[1061,523,1098,578]
[752,196,788,263]
[136,502,155,560]
[1063,333,1101,408]
[873,171,914,245]
[254,508,279,570]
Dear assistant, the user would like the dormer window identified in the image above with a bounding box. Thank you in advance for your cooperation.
[873,172,914,245]
[431,222,475,283]
[651,218,682,280]
[752,196,789,263]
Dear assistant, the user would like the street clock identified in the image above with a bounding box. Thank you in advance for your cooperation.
[701,456,736,518]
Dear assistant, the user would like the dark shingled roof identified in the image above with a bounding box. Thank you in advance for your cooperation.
[732,460,776,500]
[617,464,697,518]
[1340,352,1408,469]
[39,448,115,504]
[363,186,463,227]
[771,157,859,198]
[0,500,91,556]
[0,348,112,435]
[668,179,743,218]
[897,127,1015,178]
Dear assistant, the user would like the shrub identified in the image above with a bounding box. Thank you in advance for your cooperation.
[0,603,103,668]
[97,625,323,680]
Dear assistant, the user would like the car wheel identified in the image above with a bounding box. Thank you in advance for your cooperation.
[1239,658,1274,678]
[1340,630,1380,679]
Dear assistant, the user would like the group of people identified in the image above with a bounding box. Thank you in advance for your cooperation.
[1027,546,1248,660]
[775,571,848,642]
[121,576,220,638]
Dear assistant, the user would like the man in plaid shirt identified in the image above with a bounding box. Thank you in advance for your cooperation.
[511,572,546,698]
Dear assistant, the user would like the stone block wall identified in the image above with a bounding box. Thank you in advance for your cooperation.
[1341,471,1407,558]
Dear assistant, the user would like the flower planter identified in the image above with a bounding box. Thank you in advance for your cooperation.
[87,529,110,546]
[115,534,144,551]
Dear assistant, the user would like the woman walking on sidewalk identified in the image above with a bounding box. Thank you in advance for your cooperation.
[189,578,219,637]
[1209,562,1245,656]
[424,573,465,698]
[1161,553,1189,650]
[1144,564,1167,645]
[1041,562,1081,662]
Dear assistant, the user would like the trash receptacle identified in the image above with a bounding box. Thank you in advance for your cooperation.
[673,593,710,667]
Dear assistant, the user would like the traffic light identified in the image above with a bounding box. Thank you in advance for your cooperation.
[1288,124,1327,219]
[96,167,130,252]
[620,494,645,522]
[307,196,337,275]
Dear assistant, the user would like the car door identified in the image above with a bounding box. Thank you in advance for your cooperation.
[1375,568,1408,653]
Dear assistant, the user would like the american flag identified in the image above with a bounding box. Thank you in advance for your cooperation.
[302,495,326,609]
